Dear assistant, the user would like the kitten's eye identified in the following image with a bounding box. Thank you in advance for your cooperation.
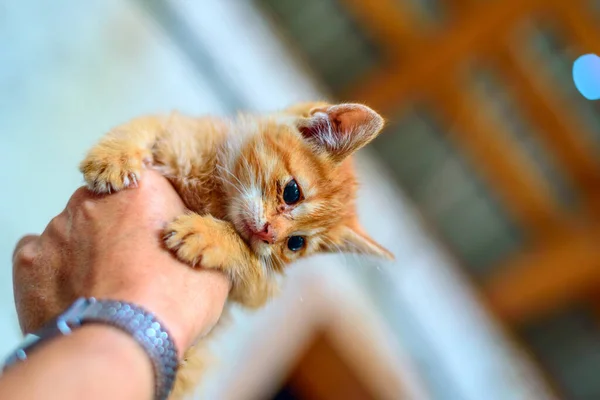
[283,179,301,205]
[287,236,305,252]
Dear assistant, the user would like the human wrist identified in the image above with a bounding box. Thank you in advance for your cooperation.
[100,268,230,356]
[69,324,154,391]
[0,325,154,400]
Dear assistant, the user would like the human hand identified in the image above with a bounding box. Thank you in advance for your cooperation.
[12,170,230,356]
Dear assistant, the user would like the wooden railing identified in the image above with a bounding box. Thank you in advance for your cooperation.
[339,0,600,328]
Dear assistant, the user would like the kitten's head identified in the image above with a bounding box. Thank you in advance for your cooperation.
[220,102,393,271]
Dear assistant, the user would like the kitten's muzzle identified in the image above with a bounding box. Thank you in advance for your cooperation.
[251,223,276,244]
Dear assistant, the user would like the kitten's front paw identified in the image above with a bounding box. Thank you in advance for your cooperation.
[80,147,147,194]
[164,214,229,270]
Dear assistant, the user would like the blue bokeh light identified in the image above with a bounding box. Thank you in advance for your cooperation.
[573,53,600,100]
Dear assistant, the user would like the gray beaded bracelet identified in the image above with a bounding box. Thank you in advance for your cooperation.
[81,298,179,400]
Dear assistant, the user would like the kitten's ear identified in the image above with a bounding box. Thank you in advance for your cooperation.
[323,218,394,261]
[296,103,385,162]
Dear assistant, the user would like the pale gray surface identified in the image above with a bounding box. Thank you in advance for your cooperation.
[0,0,225,356]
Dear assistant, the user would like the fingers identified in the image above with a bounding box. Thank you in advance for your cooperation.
[12,234,40,265]
[13,234,43,335]
[136,170,183,203]
[67,170,179,208]
[128,170,187,220]
[64,171,186,237]
[66,185,98,213]
[13,234,61,335]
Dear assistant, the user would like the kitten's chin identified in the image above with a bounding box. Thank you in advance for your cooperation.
[253,242,272,259]
[247,235,271,257]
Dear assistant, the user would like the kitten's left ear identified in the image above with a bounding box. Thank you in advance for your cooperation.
[297,103,384,162]
[323,218,394,261]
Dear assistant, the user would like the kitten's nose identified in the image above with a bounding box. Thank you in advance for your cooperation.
[253,223,276,244]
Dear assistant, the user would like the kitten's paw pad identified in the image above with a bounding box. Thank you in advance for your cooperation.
[164,215,227,269]
[80,151,146,194]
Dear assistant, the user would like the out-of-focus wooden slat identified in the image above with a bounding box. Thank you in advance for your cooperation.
[435,82,566,236]
[550,0,600,55]
[488,49,600,210]
[484,226,600,325]
[334,0,600,331]
[288,332,378,400]
[346,0,543,111]
[442,0,476,17]
[339,0,420,60]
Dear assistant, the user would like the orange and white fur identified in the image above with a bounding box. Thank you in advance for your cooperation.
[79,102,393,398]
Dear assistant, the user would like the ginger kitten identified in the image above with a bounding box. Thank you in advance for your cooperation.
[80,102,392,398]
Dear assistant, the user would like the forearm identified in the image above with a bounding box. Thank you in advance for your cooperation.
[0,325,153,400]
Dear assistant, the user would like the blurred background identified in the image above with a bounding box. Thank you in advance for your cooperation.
[1,0,600,399]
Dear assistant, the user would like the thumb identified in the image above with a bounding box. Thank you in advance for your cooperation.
[12,235,40,265]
